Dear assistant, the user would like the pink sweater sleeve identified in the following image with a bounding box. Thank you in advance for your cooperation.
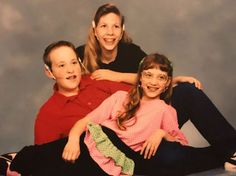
[161,105,188,145]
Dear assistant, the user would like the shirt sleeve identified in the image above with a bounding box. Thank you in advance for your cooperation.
[161,106,188,145]
[134,44,147,61]
[129,43,147,72]
[86,91,124,124]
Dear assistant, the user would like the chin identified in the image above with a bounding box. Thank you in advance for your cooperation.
[104,46,116,51]
[146,94,160,99]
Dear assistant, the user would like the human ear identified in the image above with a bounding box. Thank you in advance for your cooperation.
[122,24,125,31]
[92,21,98,39]
[44,64,56,80]
[92,21,96,28]
[165,79,172,89]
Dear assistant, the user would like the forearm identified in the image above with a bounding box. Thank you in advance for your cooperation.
[172,75,202,89]
[172,76,182,85]
[91,69,137,84]
[117,72,137,84]
[68,116,90,142]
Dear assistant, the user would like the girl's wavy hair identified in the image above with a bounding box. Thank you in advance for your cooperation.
[83,3,132,73]
[117,53,173,130]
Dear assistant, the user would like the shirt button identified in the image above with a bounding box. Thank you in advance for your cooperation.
[88,102,92,105]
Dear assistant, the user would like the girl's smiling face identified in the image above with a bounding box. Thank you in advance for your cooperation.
[94,12,123,52]
[140,68,170,101]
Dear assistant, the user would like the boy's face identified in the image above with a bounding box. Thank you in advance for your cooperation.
[47,46,81,96]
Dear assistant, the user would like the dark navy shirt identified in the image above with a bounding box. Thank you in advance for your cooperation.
[76,42,147,73]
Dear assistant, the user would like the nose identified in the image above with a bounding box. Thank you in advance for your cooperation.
[150,77,159,85]
[106,26,114,35]
[67,65,74,73]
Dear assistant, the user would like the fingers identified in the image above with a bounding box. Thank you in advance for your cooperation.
[91,71,103,80]
[91,69,112,81]
[190,78,202,89]
[91,75,102,80]
[90,72,98,80]
[140,142,157,159]
[62,148,80,163]
[194,80,202,89]
[140,141,147,155]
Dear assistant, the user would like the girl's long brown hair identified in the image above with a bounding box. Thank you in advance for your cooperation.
[117,53,173,130]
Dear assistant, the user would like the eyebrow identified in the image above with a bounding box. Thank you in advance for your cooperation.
[143,71,167,76]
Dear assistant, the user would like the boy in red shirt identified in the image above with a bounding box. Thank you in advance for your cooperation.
[34,40,130,144]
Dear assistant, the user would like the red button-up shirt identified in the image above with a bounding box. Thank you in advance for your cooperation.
[34,75,131,144]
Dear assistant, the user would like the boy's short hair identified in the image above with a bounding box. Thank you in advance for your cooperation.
[43,40,78,70]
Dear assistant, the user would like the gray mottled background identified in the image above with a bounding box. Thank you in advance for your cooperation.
[0,0,236,153]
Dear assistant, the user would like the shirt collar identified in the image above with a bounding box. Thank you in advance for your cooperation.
[52,75,93,107]
[79,74,95,90]
[53,84,79,107]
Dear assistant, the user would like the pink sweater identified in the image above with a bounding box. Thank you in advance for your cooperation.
[84,91,188,175]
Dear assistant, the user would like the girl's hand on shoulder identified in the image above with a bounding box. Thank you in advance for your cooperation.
[173,76,202,89]
[91,69,121,82]
[140,129,166,159]
[62,137,81,163]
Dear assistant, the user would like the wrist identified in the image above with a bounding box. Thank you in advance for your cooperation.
[68,129,80,141]
[68,134,80,143]
[160,130,167,137]
[155,129,166,137]
[172,76,180,84]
